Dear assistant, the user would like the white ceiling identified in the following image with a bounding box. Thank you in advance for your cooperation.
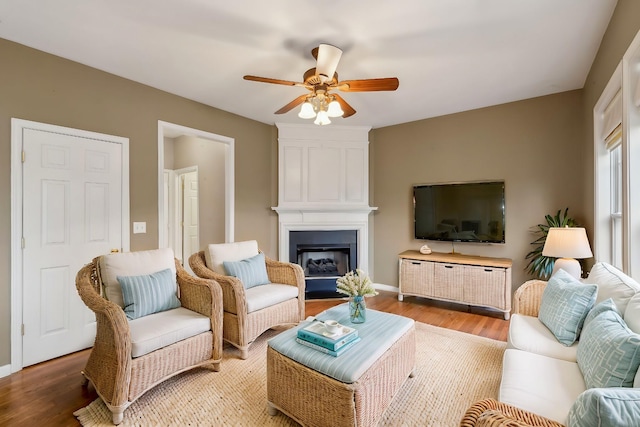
[0,0,618,129]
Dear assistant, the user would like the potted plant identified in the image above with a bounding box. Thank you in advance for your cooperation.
[525,208,578,280]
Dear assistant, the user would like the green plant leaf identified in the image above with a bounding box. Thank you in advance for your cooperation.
[524,208,579,280]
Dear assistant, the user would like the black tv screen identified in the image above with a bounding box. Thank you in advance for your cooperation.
[414,181,505,243]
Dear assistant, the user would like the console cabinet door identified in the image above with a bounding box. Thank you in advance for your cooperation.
[400,259,434,296]
[433,263,464,301]
[462,265,506,307]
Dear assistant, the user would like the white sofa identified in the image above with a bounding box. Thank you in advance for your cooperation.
[499,262,640,426]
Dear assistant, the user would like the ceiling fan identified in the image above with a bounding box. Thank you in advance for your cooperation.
[243,44,399,125]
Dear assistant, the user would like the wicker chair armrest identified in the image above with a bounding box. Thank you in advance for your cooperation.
[75,260,132,405]
[512,280,548,317]
[176,259,224,361]
[189,251,247,314]
[264,254,305,288]
[460,399,565,427]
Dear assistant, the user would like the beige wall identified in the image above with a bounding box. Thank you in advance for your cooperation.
[0,39,277,367]
[370,91,586,289]
[581,0,640,236]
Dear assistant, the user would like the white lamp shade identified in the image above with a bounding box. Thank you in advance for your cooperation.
[542,227,593,259]
[314,110,331,125]
[316,44,342,83]
[327,100,344,117]
[298,102,316,119]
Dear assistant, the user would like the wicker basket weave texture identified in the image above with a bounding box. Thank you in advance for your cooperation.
[75,256,223,424]
[267,326,416,427]
[189,250,305,358]
[459,398,565,427]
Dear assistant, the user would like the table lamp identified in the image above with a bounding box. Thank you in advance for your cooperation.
[542,227,593,279]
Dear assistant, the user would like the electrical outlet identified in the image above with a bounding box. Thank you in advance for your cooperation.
[133,222,146,234]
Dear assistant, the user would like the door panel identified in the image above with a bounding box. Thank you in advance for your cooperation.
[22,128,123,367]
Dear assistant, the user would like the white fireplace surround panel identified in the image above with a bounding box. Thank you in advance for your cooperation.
[273,123,376,276]
[273,208,375,275]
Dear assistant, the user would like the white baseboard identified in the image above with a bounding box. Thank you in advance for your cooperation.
[0,364,12,378]
[373,283,399,293]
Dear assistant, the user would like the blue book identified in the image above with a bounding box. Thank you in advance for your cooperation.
[295,336,361,357]
[297,321,358,351]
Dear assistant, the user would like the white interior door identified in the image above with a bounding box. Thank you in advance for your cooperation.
[181,169,199,272]
[21,128,123,367]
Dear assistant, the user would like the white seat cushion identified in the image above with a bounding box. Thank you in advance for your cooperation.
[205,240,259,275]
[499,349,586,424]
[508,314,578,362]
[245,284,299,313]
[99,248,176,308]
[128,307,211,358]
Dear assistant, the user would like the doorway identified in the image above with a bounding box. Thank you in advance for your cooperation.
[157,122,235,261]
[10,119,130,372]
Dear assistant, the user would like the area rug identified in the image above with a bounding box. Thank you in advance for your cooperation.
[74,323,506,426]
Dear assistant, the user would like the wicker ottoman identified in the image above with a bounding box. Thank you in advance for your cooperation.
[267,305,416,427]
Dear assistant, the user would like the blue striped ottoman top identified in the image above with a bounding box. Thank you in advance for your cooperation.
[268,304,414,384]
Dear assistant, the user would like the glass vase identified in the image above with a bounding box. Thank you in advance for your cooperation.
[349,295,366,323]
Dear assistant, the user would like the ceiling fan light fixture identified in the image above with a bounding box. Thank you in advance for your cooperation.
[298,101,316,119]
[314,110,331,125]
[327,99,344,117]
[316,44,342,84]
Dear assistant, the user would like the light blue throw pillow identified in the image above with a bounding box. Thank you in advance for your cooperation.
[117,268,181,320]
[567,388,640,427]
[584,298,619,330]
[538,269,598,346]
[223,252,271,289]
[577,308,640,388]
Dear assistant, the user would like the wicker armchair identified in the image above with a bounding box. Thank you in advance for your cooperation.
[190,249,305,359]
[76,249,223,425]
[512,279,548,316]
[460,398,565,427]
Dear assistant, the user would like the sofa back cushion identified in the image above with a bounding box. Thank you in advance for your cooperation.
[584,262,640,313]
[99,248,177,308]
[204,240,259,275]
[538,269,597,346]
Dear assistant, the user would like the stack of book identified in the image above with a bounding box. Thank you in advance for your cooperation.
[296,321,360,357]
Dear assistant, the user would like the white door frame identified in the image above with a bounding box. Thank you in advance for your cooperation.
[157,121,234,246]
[10,118,130,373]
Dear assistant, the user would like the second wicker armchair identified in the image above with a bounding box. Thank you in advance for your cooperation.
[190,240,305,359]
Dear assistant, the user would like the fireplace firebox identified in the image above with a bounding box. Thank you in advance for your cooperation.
[289,230,358,299]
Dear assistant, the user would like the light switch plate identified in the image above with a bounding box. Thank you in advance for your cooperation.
[133,222,146,234]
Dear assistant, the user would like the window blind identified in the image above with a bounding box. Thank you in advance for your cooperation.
[602,89,622,142]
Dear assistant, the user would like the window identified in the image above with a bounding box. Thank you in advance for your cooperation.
[594,29,640,277]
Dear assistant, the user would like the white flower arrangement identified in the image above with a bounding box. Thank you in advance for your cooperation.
[336,269,378,298]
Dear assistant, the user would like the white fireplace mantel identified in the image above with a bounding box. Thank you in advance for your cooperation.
[273,123,376,275]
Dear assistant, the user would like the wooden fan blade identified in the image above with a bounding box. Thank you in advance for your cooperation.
[332,94,356,118]
[337,78,399,92]
[244,75,300,86]
[275,94,309,114]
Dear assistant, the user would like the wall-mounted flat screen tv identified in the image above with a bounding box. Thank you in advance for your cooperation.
[414,181,505,243]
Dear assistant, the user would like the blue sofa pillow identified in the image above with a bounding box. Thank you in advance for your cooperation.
[577,307,640,388]
[567,388,640,427]
[223,252,271,289]
[538,269,598,346]
[117,268,181,320]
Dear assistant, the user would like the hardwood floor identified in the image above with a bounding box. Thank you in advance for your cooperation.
[0,291,509,426]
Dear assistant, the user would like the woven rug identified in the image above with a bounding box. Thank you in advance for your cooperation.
[74,322,506,426]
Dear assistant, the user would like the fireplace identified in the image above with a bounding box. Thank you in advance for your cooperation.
[289,230,358,299]
[272,124,375,298]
